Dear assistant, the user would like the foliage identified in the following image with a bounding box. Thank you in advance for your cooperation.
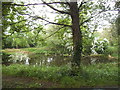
[99,25,118,46]
[80,63,118,86]
[2,2,28,48]
[2,0,118,56]
[60,76,78,88]
[3,64,69,82]
[2,0,119,82]
[91,38,109,54]
[3,63,118,87]
[42,25,73,54]
[106,46,118,57]
[82,26,95,55]
[2,2,44,48]
[2,52,11,64]
[115,0,120,33]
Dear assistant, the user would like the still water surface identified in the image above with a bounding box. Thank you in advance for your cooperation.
[4,52,116,66]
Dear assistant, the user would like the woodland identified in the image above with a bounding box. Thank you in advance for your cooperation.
[1,0,120,88]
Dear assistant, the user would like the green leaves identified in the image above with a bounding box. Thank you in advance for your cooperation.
[2,1,32,48]
[92,39,109,54]
[3,62,118,87]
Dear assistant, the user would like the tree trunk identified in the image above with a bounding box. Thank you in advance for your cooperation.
[69,2,82,69]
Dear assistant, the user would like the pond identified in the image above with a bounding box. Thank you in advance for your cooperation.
[28,53,72,66]
[2,52,117,66]
[2,52,72,66]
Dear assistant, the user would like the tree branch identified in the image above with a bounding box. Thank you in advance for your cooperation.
[42,0,70,15]
[78,1,89,11]
[3,1,70,15]
[33,16,71,27]
[44,26,65,40]
[78,2,83,10]
[80,10,118,25]
[4,19,27,26]
[80,17,92,25]
[3,2,68,6]
[5,12,71,27]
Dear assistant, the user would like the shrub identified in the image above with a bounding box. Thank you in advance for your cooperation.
[2,52,11,64]
[92,39,109,54]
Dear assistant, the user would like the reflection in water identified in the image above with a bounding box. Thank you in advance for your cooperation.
[25,57,29,65]
[28,54,71,66]
[5,53,116,66]
[90,58,96,64]
[47,58,53,62]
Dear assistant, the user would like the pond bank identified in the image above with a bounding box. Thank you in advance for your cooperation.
[2,48,118,66]
[2,63,118,88]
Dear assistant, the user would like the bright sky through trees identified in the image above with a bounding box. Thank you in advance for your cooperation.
[11,0,118,32]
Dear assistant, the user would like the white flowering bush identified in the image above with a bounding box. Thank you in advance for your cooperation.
[91,38,109,54]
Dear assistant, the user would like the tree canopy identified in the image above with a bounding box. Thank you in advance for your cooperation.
[2,0,119,70]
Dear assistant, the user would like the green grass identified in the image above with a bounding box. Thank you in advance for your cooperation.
[2,47,57,54]
[3,81,41,88]
[81,63,118,86]
[22,47,53,54]
[2,63,118,88]
[107,46,118,58]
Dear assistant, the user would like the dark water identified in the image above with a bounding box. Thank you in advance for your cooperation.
[2,53,117,66]
[2,53,72,66]
[28,54,72,66]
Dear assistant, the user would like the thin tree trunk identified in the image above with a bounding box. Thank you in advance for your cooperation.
[69,2,82,69]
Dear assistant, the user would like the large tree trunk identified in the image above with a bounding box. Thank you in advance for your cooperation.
[69,2,82,69]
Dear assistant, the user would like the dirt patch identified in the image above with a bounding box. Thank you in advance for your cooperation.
[2,75,60,88]
[3,49,33,55]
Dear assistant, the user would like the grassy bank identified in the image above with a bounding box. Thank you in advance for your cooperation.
[2,47,70,57]
[3,63,118,88]
[2,47,55,54]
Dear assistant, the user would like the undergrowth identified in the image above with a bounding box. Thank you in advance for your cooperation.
[2,63,118,88]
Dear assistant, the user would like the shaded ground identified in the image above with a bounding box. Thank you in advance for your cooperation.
[2,75,60,88]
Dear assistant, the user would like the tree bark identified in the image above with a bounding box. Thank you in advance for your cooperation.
[69,2,82,69]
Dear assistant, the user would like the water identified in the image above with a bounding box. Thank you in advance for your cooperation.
[2,52,116,66]
[28,53,72,66]
[4,53,72,66]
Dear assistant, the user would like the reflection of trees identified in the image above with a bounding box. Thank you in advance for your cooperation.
[50,55,63,66]
[29,54,53,66]
[28,54,71,66]
[50,55,71,66]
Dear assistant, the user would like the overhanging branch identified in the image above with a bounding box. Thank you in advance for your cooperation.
[78,1,89,11]
[80,17,92,25]
[36,16,71,27]
[42,0,70,15]
[5,13,71,27]
[4,19,27,26]
[44,26,65,40]
[3,1,70,15]
[3,2,68,6]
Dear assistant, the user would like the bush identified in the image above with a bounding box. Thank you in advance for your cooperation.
[92,39,109,54]
[2,52,11,64]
